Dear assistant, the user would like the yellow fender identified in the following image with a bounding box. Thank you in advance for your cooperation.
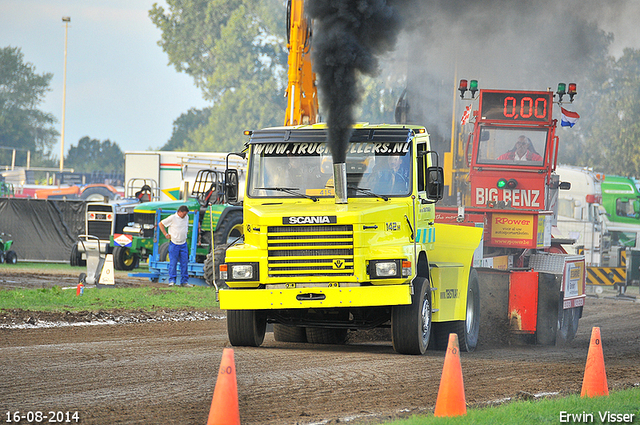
[428,223,482,322]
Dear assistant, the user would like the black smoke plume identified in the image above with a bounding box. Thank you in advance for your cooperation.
[307,0,410,163]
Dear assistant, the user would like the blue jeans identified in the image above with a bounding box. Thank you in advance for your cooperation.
[168,242,189,284]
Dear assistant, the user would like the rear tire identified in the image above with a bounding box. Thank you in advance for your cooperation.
[70,242,86,267]
[113,246,139,271]
[213,211,243,246]
[434,269,480,352]
[274,324,308,342]
[204,251,215,287]
[158,242,170,262]
[5,250,17,264]
[305,327,347,344]
[227,310,267,347]
[391,277,432,355]
[556,306,581,345]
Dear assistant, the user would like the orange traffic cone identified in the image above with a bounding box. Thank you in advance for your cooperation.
[581,327,609,397]
[434,333,467,417]
[207,348,241,425]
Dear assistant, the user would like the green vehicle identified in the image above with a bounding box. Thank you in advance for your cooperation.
[601,175,640,225]
[111,169,243,283]
[0,232,18,264]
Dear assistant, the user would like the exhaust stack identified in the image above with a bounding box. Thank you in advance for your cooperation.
[333,163,348,204]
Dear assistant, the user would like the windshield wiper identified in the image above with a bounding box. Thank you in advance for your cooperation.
[255,187,318,202]
[347,185,389,201]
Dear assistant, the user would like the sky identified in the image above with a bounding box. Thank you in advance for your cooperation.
[2,0,640,164]
[0,0,209,160]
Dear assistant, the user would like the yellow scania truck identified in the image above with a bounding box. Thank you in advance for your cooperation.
[218,123,482,355]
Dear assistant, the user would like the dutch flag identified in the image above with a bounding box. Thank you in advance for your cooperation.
[560,107,580,128]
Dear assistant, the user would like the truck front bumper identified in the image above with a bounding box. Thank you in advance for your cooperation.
[219,284,412,310]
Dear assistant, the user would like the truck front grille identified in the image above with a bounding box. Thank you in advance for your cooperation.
[267,225,354,278]
[87,221,113,240]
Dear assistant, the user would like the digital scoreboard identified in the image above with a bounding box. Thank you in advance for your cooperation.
[479,90,553,123]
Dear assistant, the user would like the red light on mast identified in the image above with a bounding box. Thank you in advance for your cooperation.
[458,79,468,98]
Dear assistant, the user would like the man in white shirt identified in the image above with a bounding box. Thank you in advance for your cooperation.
[159,205,191,286]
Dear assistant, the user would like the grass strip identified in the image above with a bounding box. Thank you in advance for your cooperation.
[384,387,640,424]
[0,286,219,312]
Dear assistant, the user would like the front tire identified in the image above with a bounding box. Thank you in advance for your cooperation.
[391,277,432,355]
[113,246,139,271]
[227,310,267,347]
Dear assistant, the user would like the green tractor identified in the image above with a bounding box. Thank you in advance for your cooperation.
[111,169,243,283]
[0,232,18,264]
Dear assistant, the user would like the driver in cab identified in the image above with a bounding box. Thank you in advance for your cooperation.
[497,136,543,162]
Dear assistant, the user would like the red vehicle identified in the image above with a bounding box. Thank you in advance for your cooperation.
[438,82,585,345]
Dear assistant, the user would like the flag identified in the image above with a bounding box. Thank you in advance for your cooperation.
[460,105,471,126]
[561,107,580,128]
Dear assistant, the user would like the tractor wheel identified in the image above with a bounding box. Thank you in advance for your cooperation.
[70,242,85,267]
[213,211,243,247]
[273,324,308,343]
[5,250,17,265]
[391,277,432,355]
[80,186,117,201]
[305,327,347,345]
[0,251,4,264]
[113,246,139,271]
[158,242,171,262]
[227,310,267,347]
[433,269,480,352]
[204,251,215,287]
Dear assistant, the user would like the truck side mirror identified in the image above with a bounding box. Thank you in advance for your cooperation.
[426,166,444,201]
[225,169,239,203]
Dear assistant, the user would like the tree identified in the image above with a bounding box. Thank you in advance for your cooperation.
[65,136,124,173]
[161,107,211,151]
[0,46,58,166]
[580,48,640,176]
[150,0,287,151]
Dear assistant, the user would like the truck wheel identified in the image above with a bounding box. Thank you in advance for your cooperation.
[5,250,17,264]
[274,324,308,342]
[391,277,432,355]
[556,306,581,345]
[433,269,480,352]
[227,310,267,347]
[213,211,243,246]
[305,327,347,344]
[158,242,170,262]
[113,246,139,271]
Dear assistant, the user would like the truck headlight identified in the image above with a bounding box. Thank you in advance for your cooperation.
[369,260,401,279]
[226,263,259,281]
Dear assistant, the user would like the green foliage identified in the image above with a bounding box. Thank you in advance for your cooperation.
[161,107,211,151]
[64,136,124,173]
[580,48,640,176]
[150,0,287,152]
[0,46,58,166]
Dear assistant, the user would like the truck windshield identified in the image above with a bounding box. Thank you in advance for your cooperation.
[247,142,412,198]
[476,127,547,166]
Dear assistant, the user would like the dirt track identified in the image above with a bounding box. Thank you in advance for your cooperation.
[1,271,640,424]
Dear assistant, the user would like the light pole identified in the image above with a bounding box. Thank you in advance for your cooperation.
[60,16,70,173]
